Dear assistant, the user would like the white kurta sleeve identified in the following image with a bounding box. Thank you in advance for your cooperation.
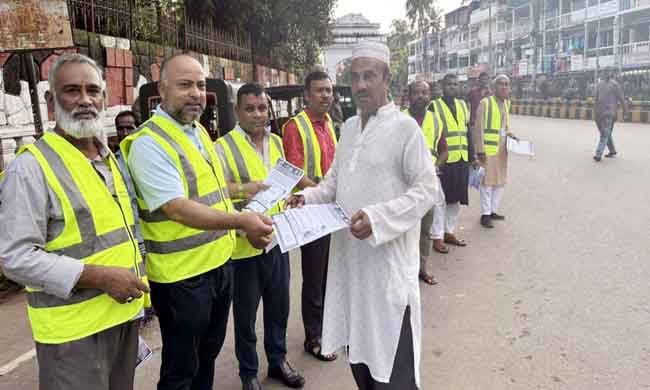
[362,124,441,247]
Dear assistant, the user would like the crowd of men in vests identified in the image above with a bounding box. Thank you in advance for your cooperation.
[0,43,513,390]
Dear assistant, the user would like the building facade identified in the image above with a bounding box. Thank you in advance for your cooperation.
[407,0,650,81]
[323,13,386,83]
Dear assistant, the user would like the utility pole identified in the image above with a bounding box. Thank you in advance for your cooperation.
[510,7,519,74]
[489,0,493,73]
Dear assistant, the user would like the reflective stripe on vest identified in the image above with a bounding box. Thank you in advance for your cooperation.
[404,109,442,163]
[20,132,145,344]
[216,130,285,259]
[287,111,336,181]
[137,121,225,223]
[27,262,145,308]
[433,98,468,163]
[483,96,510,156]
[121,115,235,283]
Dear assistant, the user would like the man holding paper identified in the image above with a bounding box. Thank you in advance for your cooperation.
[283,70,338,362]
[288,41,441,389]
[215,84,305,390]
[472,74,516,228]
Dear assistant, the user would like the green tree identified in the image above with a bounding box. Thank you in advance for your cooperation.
[185,0,336,80]
[387,19,415,97]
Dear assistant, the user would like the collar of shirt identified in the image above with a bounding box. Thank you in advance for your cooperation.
[304,108,328,125]
[234,123,271,168]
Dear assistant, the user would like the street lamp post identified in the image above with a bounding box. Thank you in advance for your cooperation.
[489,0,493,73]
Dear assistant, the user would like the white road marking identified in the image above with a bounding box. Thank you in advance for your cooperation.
[0,348,36,376]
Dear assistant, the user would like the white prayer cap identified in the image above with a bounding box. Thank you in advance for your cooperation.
[494,74,510,83]
[351,41,391,65]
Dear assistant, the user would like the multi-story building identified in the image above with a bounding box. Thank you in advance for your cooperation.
[407,31,445,82]
[323,13,386,83]
[406,0,650,81]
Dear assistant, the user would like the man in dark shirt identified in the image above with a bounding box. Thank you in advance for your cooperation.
[593,69,628,161]
[466,72,491,128]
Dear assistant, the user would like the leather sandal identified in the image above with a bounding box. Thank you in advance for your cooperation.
[444,233,467,246]
[419,271,438,285]
[304,339,337,362]
[432,239,449,253]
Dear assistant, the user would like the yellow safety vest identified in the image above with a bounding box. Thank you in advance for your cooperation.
[216,129,285,259]
[15,132,145,344]
[482,96,511,156]
[121,114,235,284]
[282,111,337,181]
[403,109,443,164]
[431,98,469,163]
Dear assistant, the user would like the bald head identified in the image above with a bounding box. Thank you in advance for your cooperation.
[158,54,207,125]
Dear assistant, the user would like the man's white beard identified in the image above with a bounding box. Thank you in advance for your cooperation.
[54,99,105,139]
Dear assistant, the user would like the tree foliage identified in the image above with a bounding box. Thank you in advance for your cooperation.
[387,19,415,97]
[185,0,336,77]
[405,0,440,36]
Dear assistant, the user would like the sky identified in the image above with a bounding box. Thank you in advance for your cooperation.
[334,0,460,33]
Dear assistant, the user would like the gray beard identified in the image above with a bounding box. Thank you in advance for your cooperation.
[54,100,105,140]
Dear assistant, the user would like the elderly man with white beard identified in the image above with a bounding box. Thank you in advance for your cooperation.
[0,53,149,390]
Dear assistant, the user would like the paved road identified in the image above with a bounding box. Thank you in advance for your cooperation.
[1,115,649,390]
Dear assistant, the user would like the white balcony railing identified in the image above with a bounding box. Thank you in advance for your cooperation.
[620,0,650,11]
[560,9,586,28]
[586,0,618,18]
[622,41,650,65]
[470,7,491,24]
[546,15,560,29]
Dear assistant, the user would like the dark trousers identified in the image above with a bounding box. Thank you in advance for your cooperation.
[232,247,290,380]
[300,234,330,343]
[350,307,418,390]
[36,320,139,390]
[150,264,233,390]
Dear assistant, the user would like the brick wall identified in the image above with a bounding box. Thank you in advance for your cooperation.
[0,32,297,169]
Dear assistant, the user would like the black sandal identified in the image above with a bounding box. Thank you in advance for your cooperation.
[304,339,337,362]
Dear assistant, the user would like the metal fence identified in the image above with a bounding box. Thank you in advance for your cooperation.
[67,0,252,64]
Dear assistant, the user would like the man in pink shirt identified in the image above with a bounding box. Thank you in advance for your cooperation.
[282,70,338,362]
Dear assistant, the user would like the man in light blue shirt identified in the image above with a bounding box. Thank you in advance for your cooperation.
[124,54,273,390]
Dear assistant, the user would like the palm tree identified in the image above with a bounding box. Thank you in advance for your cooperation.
[406,0,440,80]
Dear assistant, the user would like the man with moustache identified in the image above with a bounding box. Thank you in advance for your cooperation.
[429,74,475,250]
[404,80,448,285]
[122,54,274,390]
[473,75,518,228]
[0,53,149,390]
[282,70,338,362]
[216,83,305,390]
[466,72,491,129]
[288,41,441,389]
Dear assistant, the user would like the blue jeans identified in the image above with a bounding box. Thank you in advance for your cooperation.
[595,116,616,158]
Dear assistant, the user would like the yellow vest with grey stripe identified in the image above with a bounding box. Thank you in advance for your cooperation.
[431,98,469,163]
[482,96,511,156]
[403,109,443,164]
[14,132,146,344]
[282,111,337,181]
[121,114,235,284]
[216,129,285,259]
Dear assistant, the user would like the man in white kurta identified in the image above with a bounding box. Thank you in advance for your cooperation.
[295,42,441,389]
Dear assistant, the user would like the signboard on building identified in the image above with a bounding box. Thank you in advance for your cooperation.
[570,55,584,71]
[0,0,73,51]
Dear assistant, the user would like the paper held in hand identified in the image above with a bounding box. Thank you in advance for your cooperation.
[245,159,304,214]
[272,203,351,253]
[507,137,535,156]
